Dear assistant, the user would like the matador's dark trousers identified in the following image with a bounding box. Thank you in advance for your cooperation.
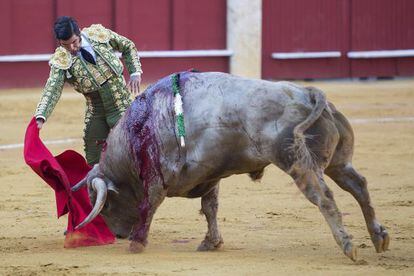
[83,76,131,165]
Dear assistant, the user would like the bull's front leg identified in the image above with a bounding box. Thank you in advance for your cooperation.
[197,184,223,251]
[129,182,166,253]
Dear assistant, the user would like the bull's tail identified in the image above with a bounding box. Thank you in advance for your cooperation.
[291,87,327,171]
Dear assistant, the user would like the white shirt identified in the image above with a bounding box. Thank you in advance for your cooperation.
[79,34,97,60]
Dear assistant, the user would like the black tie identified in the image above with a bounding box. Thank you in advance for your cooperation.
[80,48,96,65]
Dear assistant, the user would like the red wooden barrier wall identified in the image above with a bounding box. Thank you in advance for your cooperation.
[262,0,350,79]
[2,0,413,86]
[262,0,414,79]
[0,0,55,55]
[0,0,228,88]
[350,0,414,77]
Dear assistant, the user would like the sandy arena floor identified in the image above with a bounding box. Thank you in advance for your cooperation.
[0,78,413,275]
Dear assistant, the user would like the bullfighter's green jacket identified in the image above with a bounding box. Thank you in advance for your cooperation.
[35,24,143,121]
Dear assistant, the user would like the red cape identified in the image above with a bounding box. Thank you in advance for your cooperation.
[23,117,115,247]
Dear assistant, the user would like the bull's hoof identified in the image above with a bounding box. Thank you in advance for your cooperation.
[197,237,223,251]
[344,241,357,262]
[372,227,390,253]
[129,241,145,253]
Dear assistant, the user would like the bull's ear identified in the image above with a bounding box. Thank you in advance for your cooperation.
[72,164,100,192]
[106,179,119,194]
[87,164,100,182]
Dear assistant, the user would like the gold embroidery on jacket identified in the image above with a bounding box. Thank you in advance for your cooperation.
[49,47,72,70]
[82,24,110,43]
[35,24,140,121]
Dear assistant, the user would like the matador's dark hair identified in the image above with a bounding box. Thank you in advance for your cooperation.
[54,16,80,40]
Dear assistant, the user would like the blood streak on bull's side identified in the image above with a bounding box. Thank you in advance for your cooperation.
[123,72,190,243]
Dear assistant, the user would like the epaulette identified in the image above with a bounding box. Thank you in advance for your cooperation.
[82,24,110,43]
[49,46,72,70]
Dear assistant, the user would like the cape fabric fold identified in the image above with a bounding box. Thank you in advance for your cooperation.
[23,117,115,247]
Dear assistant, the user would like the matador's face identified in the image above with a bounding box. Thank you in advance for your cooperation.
[59,34,81,55]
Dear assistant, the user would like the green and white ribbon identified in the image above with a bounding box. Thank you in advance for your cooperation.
[172,74,186,147]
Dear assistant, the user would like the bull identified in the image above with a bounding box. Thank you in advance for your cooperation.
[72,71,389,261]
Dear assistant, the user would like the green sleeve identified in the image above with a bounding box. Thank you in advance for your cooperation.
[34,66,65,121]
[108,29,143,75]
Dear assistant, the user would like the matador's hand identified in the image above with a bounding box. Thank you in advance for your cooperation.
[36,118,44,129]
[128,74,141,97]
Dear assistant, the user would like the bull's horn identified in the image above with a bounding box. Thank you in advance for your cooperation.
[74,178,108,230]
[71,176,88,192]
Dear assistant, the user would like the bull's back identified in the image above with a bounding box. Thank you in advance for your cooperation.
[182,72,312,132]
